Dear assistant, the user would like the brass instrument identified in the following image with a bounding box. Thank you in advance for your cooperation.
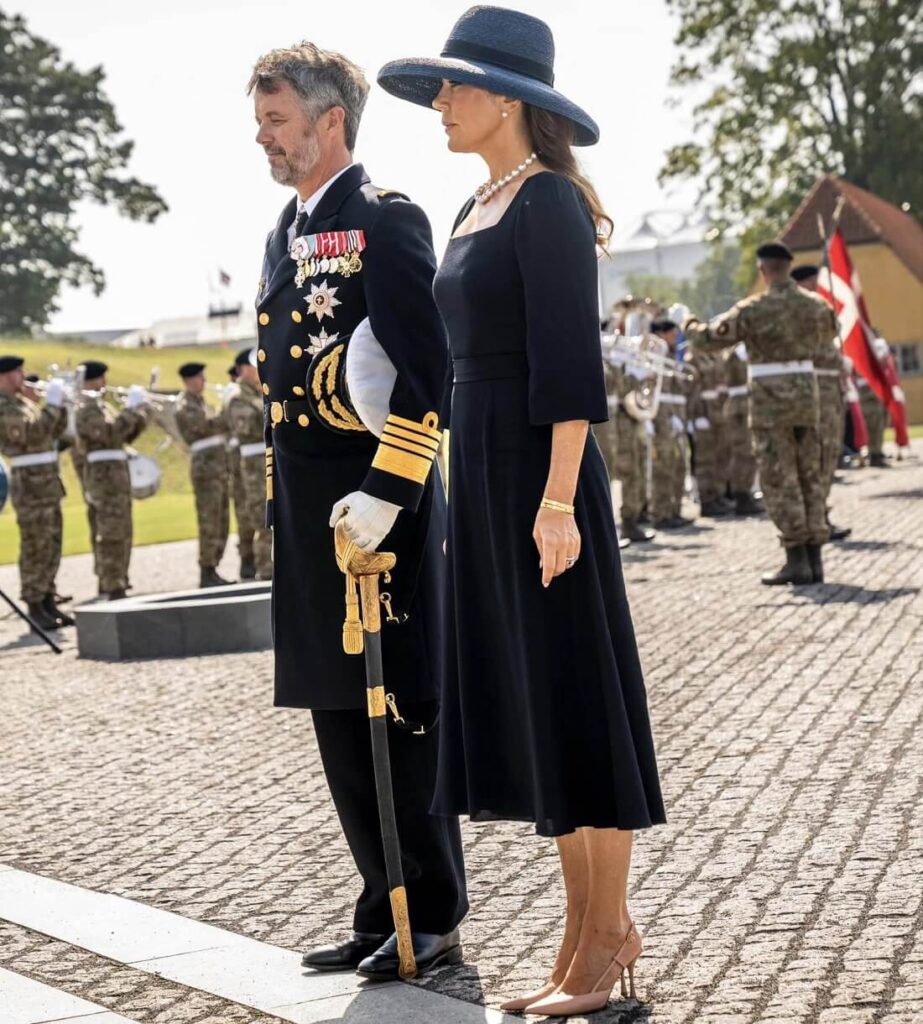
[602,332,693,422]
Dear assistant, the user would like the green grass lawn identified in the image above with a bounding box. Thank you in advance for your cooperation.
[0,337,243,564]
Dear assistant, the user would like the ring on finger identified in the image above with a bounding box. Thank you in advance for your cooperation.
[565,555,577,566]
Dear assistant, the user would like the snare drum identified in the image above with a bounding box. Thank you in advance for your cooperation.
[128,453,161,500]
[0,457,8,515]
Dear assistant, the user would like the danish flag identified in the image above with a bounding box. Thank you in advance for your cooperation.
[817,230,909,448]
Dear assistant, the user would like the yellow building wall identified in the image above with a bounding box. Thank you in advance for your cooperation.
[793,243,923,424]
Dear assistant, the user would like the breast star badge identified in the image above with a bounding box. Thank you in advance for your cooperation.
[308,327,339,356]
[306,280,341,322]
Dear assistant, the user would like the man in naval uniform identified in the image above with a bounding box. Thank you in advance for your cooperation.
[249,42,467,980]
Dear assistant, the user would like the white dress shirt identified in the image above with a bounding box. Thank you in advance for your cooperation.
[287,162,356,246]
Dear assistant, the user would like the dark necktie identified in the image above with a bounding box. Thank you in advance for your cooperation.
[292,207,308,240]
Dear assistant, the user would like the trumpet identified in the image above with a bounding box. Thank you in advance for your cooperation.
[602,333,694,382]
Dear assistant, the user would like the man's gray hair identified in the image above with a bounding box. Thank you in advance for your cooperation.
[248,42,370,151]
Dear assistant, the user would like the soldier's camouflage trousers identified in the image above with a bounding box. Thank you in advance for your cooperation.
[15,502,62,603]
[695,417,728,503]
[230,461,256,562]
[191,470,229,569]
[752,425,828,548]
[726,402,756,494]
[651,414,684,520]
[859,388,886,456]
[240,456,272,578]
[819,386,845,502]
[86,486,132,593]
[613,411,646,521]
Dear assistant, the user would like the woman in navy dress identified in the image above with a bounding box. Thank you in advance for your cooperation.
[379,7,666,1016]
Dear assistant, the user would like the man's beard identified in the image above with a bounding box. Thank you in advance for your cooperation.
[268,129,320,187]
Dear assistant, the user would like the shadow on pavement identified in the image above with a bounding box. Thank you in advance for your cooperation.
[756,584,920,607]
[834,539,900,551]
[868,487,923,501]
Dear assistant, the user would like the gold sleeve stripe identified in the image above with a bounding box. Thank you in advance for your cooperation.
[386,412,441,440]
[382,423,441,451]
[371,445,432,485]
[380,433,439,460]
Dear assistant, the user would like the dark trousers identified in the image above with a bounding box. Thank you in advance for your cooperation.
[312,699,468,936]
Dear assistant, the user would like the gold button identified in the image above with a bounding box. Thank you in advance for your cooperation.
[298,414,309,427]
[257,349,266,363]
[290,345,303,358]
[293,385,305,397]
[291,310,303,324]
[270,401,283,426]
[258,313,270,326]
[261,383,269,395]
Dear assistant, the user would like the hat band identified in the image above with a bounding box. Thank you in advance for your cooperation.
[441,39,554,87]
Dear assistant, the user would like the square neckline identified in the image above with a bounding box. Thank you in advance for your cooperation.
[448,171,554,242]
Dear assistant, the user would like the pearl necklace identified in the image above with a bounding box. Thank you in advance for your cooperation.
[474,152,538,204]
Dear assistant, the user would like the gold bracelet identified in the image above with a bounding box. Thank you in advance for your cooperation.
[540,497,575,515]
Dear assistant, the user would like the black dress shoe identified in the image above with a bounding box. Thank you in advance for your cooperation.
[356,928,463,981]
[621,518,655,542]
[301,932,385,972]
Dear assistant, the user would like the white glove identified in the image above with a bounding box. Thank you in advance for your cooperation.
[670,415,684,435]
[126,384,146,410]
[643,419,655,437]
[44,379,65,408]
[330,490,402,551]
[694,417,711,430]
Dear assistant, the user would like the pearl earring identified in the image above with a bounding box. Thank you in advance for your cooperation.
[501,111,509,118]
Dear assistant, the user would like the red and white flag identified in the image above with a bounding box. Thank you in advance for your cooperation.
[817,230,910,447]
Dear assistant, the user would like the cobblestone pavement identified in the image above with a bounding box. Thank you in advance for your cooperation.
[1,449,921,1024]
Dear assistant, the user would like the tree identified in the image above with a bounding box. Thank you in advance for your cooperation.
[660,0,923,251]
[0,12,167,332]
[624,244,743,320]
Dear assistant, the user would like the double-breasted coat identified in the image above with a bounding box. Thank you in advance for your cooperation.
[256,163,449,710]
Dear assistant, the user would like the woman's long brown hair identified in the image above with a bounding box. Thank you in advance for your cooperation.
[524,104,613,249]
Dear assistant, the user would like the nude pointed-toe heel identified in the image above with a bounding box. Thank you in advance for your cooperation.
[499,981,559,1012]
[525,924,643,1017]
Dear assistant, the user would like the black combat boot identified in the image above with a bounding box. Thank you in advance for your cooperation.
[700,498,732,517]
[621,518,655,542]
[200,567,232,588]
[239,557,256,580]
[761,545,813,586]
[869,452,888,468]
[827,520,851,541]
[27,601,60,630]
[734,492,765,516]
[106,588,128,601]
[806,544,824,583]
[43,594,75,627]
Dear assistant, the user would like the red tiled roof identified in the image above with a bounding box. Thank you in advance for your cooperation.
[781,174,923,282]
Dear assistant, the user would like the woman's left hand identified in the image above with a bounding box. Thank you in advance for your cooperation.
[533,506,581,588]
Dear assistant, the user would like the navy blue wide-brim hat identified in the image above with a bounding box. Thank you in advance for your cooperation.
[377,5,599,147]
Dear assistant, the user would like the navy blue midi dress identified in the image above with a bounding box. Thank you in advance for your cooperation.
[431,172,666,837]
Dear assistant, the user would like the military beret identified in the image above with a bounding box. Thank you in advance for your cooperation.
[756,241,793,261]
[24,372,39,383]
[791,264,820,282]
[234,347,253,368]
[178,362,206,378]
[79,360,108,380]
[0,355,25,373]
[650,319,679,333]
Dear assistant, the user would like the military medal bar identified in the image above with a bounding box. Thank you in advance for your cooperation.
[291,230,366,286]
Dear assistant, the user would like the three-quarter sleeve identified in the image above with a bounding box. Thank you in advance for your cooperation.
[513,174,608,426]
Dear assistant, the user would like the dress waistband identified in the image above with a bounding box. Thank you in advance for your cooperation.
[453,352,529,383]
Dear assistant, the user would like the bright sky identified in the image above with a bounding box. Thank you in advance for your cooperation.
[17,0,698,332]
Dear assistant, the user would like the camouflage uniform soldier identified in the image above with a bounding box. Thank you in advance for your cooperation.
[175,362,232,587]
[648,319,691,529]
[792,265,851,539]
[611,348,655,542]
[857,377,887,466]
[723,343,762,514]
[686,349,734,517]
[226,360,257,578]
[684,241,836,585]
[0,355,71,629]
[226,350,272,580]
[74,361,150,599]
